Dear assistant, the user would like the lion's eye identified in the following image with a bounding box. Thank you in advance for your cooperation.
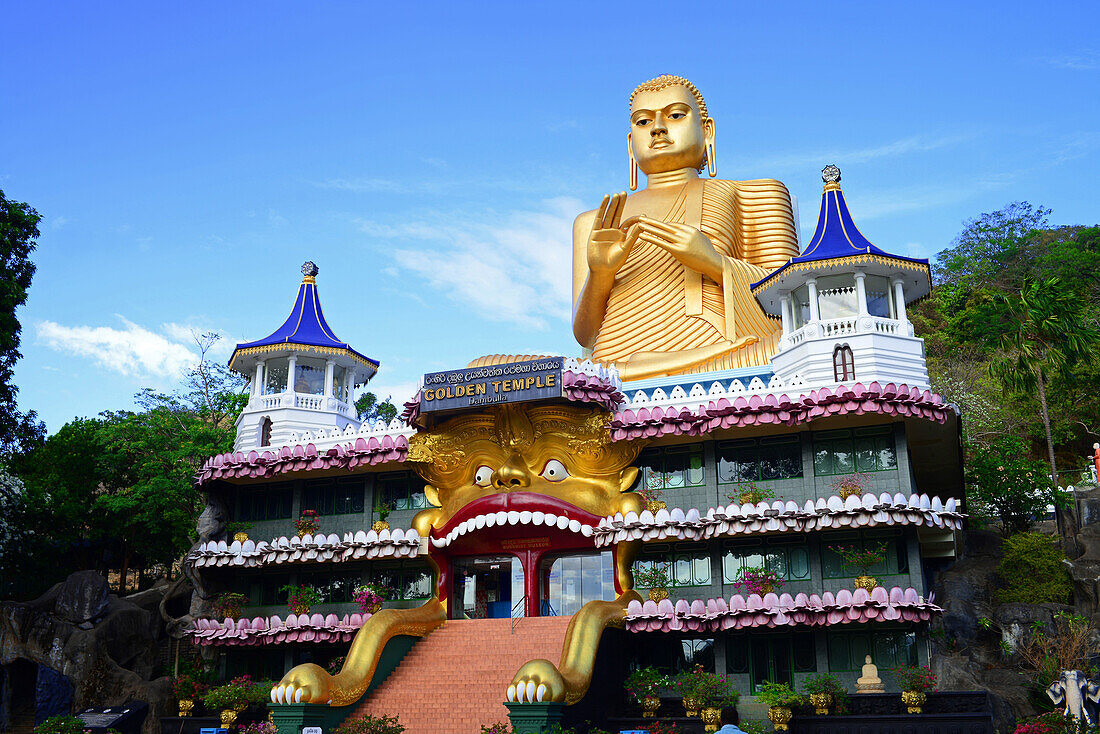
[474,465,493,487]
[540,460,569,482]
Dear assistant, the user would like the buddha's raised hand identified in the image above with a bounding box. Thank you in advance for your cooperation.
[586,192,640,277]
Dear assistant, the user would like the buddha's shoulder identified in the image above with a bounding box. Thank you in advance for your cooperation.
[706,178,793,199]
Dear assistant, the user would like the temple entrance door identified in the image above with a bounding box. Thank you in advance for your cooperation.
[452,555,524,619]
[539,551,616,617]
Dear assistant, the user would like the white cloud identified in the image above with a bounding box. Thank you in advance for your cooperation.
[1040,50,1100,71]
[37,317,199,379]
[366,197,580,330]
[50,216,68,230]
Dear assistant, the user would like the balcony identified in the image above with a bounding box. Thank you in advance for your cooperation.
[251,391,356,419]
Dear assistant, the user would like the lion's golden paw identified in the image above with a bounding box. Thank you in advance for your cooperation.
[508,659,566,703]
[272,664,333,704]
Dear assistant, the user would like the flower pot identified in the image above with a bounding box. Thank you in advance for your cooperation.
[767,706,793,731]
[810,692,832,714]
[646,500,667,513]
[758,582,775,595]
[233,531,249,542]
[220,604,241,620]
[178,699,194,717]
[364,601,383,614]
[232,702,249,713]
[901,690,926,714]
[702,706,722,732]
[838,485,862,499]
[373,520,390,531]
[739,492,763,504]
[854,575,878,591]
[220,709,238,727]
[641,696,660,718]
[290,603,311,615]
[682,695,702,717]
[648,587,669,602]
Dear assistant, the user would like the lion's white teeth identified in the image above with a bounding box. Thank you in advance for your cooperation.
[519,510,532,524]
[506,510,520,525]
[580,524,593,537]
[475,515,487,529]
[543,513,557,526]
[568,519,581,533]
[495,511,508,525]
[532,511,545,525]
[556,515,569,529]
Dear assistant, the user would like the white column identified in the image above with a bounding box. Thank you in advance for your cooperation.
[324,360,336,398]
[253,361,265,397]
[345,373,355,405]
[854,271,869,316]
[892,278,908,325]
[286,355,297,394]
[806,279,821,322]
[779,295,792,335]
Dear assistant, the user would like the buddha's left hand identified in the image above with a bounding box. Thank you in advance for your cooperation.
[631,216,724,281]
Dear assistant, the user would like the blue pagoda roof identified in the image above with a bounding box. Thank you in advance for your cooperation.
[751,167,929,295]
[229,263,378,370]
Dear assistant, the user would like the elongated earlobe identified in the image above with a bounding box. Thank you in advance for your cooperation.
[704,118,717,178]
[627,134,638,191]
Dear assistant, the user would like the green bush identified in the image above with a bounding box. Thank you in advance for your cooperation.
[997,532,1073,604]
[333,715,404,734]
[34,717,86,734]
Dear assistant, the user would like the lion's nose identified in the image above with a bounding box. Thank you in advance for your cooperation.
[492,454,531,489]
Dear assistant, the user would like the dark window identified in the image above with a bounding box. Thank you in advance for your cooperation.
[634,445,705,492]
[299,571,363,604]
[726,632,816,692]
[371,563,432,600]
[376,472,428,511]
[301,477,365,516]
[821,531,909,578]
[631,637,716,674]
[260,417,272,447]
[637,548,712,588]
[245,573,290,606]
[813,426,897,475]
[722,544,811,584]
[833,344,855,382]
[717,437,802,484]
[827,628,916,671]
[237,484,293,522]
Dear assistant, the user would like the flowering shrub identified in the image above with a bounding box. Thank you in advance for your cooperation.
[892,665,937,693]
[633,563,671,589]
[830,542,888,576]
[170,673,208,699]
[374,502,393,522]
[280,584,323,614]
[239,723,278,734]
[353,583,388,613]
[327,655,346,675]
[202,679,251,709]
[726,481,775,505]
[730,566,784,595]
[755,681,805,708]
[295,509,320,536]
[670,664,739,707]
[644,722,682,734]
[480,724,518,734]
[624,666,667,703]
[34,716,87,734]
[333,714,405,734]
[1014,712,1079,734]
[213,591,248,619]
[967,436,1069,536]
[829,472,871,498]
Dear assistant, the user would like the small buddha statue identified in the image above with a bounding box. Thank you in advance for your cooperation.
[856,655,885,693]
[571,75,799,380]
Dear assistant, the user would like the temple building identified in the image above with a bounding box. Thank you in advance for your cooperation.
[186,75,964,734]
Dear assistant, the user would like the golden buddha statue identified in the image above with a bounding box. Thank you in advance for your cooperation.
[572,75,799,380]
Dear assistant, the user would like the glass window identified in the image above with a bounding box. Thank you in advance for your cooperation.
[376,472,429,511]
[237,484,293,522]
[264,358,289,395]
[717,437,802,484]
[301,478,365,516]
[827,629,916,671]
[299,571,362,604]
[726,632,816,688]
[333,365,348,403]
[294,357,326,395]
[635,445,705,493]
[637,549,712,589]
[813,427,896,475]
[821,533,908,578]
[722,545,810,584]
[631,637,716,674]
[542,552,616,617]
[817,274,858,320]
[370,563,432,600]
[865,275,894,318]
[792,285,811,329]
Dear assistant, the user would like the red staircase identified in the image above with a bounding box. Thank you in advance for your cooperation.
[351,616,572,734]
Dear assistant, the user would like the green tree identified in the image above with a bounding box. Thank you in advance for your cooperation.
[967,436,1068,536]
[0,189,45,455]
[355,391,398,424]
[990,278,1100,491]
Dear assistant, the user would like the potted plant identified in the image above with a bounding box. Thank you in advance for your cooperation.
[801,673,846,715]
[624,666,667,718]
[693,671,739,732]
[756,681,805,731]
[202,678,250,726]
[353,582,388,614]
[373,501,393,531]
[670,664,709,718]
[633,563,672,602]
[226,521,253,543]
[32,716,88,734]
[830,542,889,590]
[726,480,775,506]
[170,673,208,717]
[892,665,937,714]
[295,509,320,536]
[279,584,323,615]
[213,591,249,620]
[635,481,667,512]
[730,566,784,596]
[829,472,871,499]
[327,655,346,676]
[239,723,278,734]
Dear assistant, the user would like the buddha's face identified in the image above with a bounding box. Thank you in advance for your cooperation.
[629,85,712,175]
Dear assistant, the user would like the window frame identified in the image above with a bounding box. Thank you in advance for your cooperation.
[635,444,707,493]
[716,436,803,485]
[812,426,897,476]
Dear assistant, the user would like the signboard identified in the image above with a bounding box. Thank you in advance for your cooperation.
[303,727,323,734]
[420,357,563,414]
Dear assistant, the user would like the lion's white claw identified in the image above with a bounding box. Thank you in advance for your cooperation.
[276,685,285,703]
[285,685,295,703]
[536,684,547,702]
[270,687,278,703]
[525,681,536,702]
[294,687,303,703]
[507,685,516,702]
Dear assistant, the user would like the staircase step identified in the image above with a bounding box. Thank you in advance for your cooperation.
[348,617,572,734]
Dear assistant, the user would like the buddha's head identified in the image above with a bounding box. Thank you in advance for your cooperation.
[629,74,715,176]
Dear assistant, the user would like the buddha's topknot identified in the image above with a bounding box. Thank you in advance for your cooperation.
[629,75,708,120]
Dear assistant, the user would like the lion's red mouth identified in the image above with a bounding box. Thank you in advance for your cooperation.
[429,492,602,549]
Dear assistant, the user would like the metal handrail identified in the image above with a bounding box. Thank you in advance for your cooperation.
[510,594,526,634]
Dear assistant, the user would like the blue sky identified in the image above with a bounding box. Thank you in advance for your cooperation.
[3,1,1098,433]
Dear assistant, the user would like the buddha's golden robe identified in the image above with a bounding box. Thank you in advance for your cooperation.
[586,179,798,375]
